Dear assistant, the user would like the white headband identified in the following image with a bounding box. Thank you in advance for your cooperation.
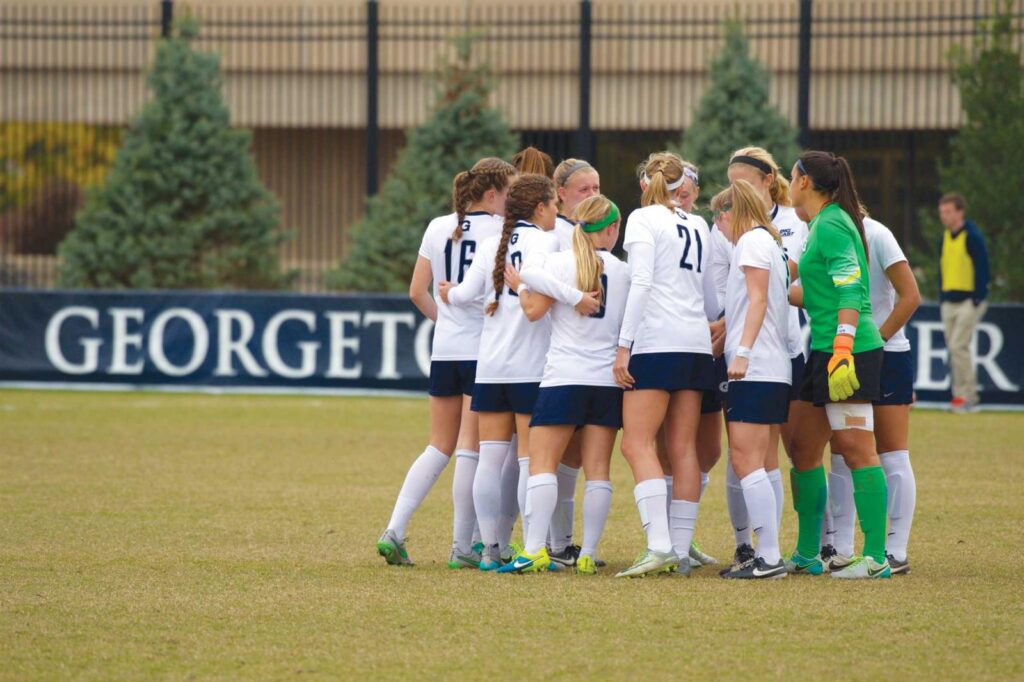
[643,173,685,191]
[683,167,699,187]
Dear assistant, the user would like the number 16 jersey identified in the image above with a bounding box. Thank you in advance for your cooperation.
[418,211,503,361]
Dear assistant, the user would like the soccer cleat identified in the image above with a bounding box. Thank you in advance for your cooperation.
[496,547,552,574]
[447,545,482,570]
[615,549,678,578]
[595,558,607,568]
[671,556,692,577]
[721,556,788,580]
[576,554,597,576]
[830,555,891,579]
[500,542,524,564]
[376,529,413,566]
[785,551,824,576]
[479,543,505,572]
[886,553,910,575]
[472,541,485,555]
[820,544,855,573]
[549,544,581,568]
[688,541,718,567]
[719,543,756,577]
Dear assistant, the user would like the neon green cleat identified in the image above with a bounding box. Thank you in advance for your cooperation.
[447,545,482,569]
[496,547,552,574]
[688,541,718,567]
[576,554,597,576]
[830,555,891,579]
[376,529,413,566]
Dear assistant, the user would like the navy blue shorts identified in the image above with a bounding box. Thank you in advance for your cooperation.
[629,352,716,393]
[874,350,914,406]
[701,356,729,414]
[530,385,624,429]
[471,382,540,414]
[788,354,807,402]
[429,360,477,397]
[726,381,792,424]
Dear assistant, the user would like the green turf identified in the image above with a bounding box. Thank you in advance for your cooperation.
[1,390,1022,679]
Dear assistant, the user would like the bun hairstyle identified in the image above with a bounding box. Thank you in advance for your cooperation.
[639,151,686,209]
[729,146,792,206]
[795,150,869,262]
[570,194,618,298]
[450,157,517,241]
[512,147,555,177]
[723,180,782,245]
[487,174,557,316]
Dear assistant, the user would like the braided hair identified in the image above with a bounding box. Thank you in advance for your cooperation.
[450,157,517,241]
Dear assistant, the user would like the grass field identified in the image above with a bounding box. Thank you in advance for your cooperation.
[2,390,1022,679]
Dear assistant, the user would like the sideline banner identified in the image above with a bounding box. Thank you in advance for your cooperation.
[0,290,1020,405]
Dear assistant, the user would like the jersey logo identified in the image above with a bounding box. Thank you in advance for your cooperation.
[779,228,793,237]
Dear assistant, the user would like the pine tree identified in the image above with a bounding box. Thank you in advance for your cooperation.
[936,0,1024,300]
[674,20,799,205]
[326,36,518,292]
[59,18,290,290]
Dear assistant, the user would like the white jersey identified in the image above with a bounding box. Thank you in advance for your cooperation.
[418,211,504,361]
[708,224,733,318]
[541,250,631,388]
[773,204,809,358]
[724,227,792,384]
[865,216,911,352]
[448,221,558,383]
[619,205,713,356]
[554,214,575,251]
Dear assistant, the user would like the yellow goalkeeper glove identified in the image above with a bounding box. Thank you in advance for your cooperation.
[827,335,860,401]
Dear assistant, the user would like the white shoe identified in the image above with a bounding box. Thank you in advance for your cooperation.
[830,555,891,579]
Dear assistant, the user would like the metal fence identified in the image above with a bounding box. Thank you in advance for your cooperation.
[1,0,1021,292]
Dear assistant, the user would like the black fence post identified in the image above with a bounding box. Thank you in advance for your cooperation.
[576,0,593,160]
[797,0,812,148]
[160,0,173,38]
[366,0,380,198]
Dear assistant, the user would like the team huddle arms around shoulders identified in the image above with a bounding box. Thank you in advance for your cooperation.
[378,145,920,580]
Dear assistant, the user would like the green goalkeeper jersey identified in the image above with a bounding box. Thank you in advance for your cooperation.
[798,203,884,354]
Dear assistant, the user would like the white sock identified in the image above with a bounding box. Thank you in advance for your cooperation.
[451,450,479,554]
[669,499,699,561]
[663,475,673,517]
[700,471,710,500]
[387,445,449,539]
[880,450,916,562]
[634,478,672,553]
[741,468,781,564]
[472,441,508,548]
[829,453,856,557]
[549,463,579,553]
[497,443,519,551]
[726,455,752,547]
[581,480,612,558]
[524,474,558,555]
[517,457,530,544]
[767,468,784,530]
[472,521,481,546]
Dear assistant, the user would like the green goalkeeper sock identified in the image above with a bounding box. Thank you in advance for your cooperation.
[852,465,888,563]
[791,465,827,559]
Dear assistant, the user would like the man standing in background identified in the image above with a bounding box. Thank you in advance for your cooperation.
[938,193,990,413]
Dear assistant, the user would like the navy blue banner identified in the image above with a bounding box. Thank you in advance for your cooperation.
[0,290,1021,405]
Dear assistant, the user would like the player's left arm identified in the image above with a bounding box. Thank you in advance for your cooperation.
[409,256,438,321]
[504,263,554,322]
[879,260,921,341]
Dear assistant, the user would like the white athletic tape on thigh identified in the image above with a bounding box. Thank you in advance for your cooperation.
[825,402,874,432]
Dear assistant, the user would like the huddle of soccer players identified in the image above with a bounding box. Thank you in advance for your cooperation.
[377,144,920,580]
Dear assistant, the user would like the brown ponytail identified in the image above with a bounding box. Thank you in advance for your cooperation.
[511,147,555,178]
[451,157,517,241]
[639,151,685,209]
[486,174,557,316]
[796,150,869,262]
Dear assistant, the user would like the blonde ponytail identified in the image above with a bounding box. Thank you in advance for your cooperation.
[570,194,619,298]
[639,152,685,209]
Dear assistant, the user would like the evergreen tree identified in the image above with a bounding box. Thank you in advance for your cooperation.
[326,36,517,292]
[932,0,1023,300]
[675,20,799,205]
[59,18,290,290]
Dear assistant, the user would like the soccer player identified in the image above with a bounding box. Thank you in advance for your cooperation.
[497,195,628,575]
[786,151,891,579]
[822,211,921,575]
[613,152,718,578]
[713,180,792,579]
[721,147,808,571]
[439,174,560,571]
[376,158,516,567]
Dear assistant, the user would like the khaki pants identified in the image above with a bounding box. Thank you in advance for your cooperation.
[940,299,988,402]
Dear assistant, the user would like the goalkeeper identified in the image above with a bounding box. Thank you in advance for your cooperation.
[784,151,890,580]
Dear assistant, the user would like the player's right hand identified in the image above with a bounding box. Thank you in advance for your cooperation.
[613,346,634,389]
[438,281,453,304]
[574,290,601,316]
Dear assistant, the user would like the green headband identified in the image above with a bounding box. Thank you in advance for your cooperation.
[580,201,620,233]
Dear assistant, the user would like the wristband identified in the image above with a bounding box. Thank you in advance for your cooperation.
[836,323,857,338]
[516,283,529,295]
[736,346,752,359]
